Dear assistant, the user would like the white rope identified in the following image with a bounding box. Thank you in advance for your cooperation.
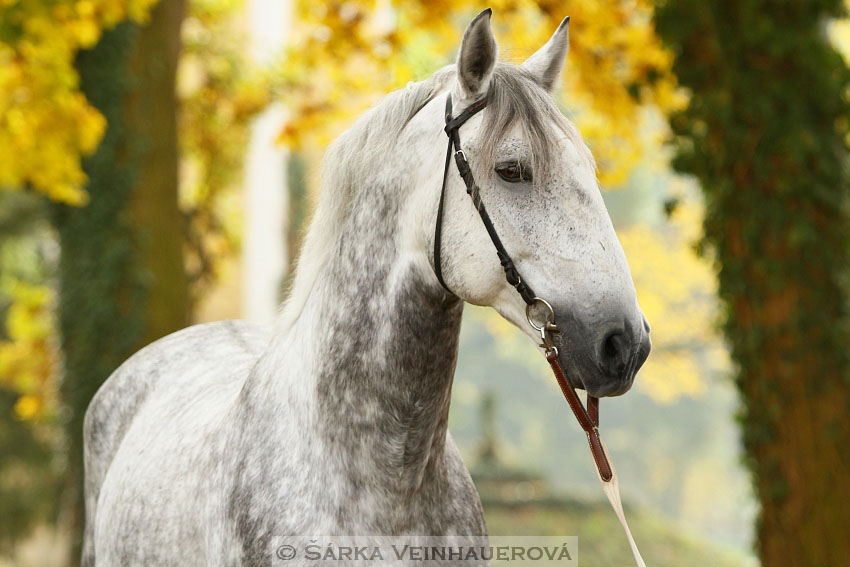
[597,441,647,567]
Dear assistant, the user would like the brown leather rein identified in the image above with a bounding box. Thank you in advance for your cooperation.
[547,351,612,482]
[433,93,613,483]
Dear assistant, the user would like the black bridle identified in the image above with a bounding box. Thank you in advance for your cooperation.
[432,92,613,483]
[433,94,536,305]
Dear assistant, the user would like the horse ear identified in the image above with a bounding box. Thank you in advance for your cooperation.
[521,16,570,92]
[456,9,498,99]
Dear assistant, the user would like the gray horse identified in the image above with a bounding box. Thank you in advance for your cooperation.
[82,10,651,565]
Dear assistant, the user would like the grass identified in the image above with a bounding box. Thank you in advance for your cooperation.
[482,497,753,567]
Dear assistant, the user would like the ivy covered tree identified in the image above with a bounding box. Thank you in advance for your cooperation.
[53,0,189,561]
[1,0,268,559]
[654,0,850,564]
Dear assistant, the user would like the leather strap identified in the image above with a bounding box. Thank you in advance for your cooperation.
[433,94,536,305]
[433,128,454,294]
[547,352,613,482]
[588,394,599,428]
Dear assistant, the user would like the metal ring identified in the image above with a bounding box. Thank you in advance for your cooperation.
[525,297,556,331]
[455,149,467,162]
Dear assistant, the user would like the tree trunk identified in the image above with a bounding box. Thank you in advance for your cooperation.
[125,0,188,345]
[654,1,850,564]
[56,1,187,563]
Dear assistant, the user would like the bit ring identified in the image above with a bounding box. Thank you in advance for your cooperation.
[526,297,556,331]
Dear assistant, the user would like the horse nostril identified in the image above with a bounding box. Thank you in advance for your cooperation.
[599,327,631,379]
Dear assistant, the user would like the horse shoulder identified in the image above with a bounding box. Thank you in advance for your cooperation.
[82,320,269,565]
[85,320,267,467]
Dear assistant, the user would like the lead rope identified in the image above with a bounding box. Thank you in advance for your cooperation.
[543,337,646,567]
[436,93,647,567]
[600,455,647,567]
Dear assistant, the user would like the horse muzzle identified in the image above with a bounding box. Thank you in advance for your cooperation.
[552,314,651,398]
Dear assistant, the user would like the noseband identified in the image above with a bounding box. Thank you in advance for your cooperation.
[433,93,612,483]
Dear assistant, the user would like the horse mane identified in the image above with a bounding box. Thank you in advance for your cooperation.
[276,62,593,333]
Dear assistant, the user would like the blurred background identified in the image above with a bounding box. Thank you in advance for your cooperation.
[2,0,850,566]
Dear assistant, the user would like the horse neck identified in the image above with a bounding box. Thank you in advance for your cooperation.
[267,171,464,491]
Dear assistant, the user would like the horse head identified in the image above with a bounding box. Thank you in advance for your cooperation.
[416,10,651,397]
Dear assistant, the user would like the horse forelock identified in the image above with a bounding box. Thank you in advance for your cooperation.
[479,64,595,185]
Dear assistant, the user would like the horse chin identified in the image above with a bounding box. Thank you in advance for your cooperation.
[585,376,634,398]
[553,342,635,398]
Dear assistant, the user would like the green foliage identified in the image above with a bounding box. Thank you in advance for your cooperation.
[654,0,850,561]
[0,193,47,239]
[0,192,61,547]
[0,389,58,553]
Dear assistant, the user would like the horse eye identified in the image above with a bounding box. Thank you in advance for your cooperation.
[496,163,531,183]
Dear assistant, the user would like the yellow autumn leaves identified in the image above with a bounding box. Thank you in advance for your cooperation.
[0,0,719,413]
[0,281,56,420]
[0,0,687,211]
[0,0,160,419]
[280,0,686,186]
[0,0,158,204]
